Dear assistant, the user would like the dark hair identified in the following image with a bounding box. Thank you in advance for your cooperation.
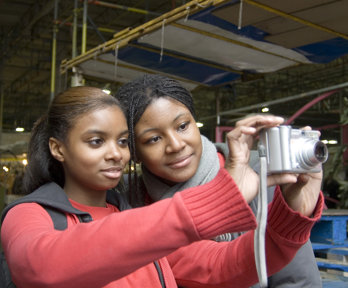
[23,86,123,194]
[116,74,195,206]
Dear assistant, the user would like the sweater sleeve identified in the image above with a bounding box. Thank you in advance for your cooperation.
[1,169,256,288]
[167,186,324,288]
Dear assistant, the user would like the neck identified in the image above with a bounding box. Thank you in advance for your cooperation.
[64,185,107,207]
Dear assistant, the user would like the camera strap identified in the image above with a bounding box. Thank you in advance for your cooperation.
[255,144,268,288]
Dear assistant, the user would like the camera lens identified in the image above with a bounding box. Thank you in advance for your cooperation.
[314,141,328,163]
[299,140,328,168]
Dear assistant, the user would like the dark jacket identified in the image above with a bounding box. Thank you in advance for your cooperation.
[1,182,130,228]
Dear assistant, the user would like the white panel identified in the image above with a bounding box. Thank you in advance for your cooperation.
[137,19,311,73]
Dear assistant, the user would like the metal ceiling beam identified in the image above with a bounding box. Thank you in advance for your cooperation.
[200,81,348,120]
[50,0,59,101]
[88,1,161,17]
[60,0,231,73]
[244,0,348,40]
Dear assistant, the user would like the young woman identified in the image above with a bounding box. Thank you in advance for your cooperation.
[116,74,324,288]
[1,86,305,288]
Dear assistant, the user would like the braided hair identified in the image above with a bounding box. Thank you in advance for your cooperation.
[116,74,196,206]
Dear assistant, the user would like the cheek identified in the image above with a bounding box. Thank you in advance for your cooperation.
[190,129,202,153]
[137,146,162,167]
[123,149,131,163]
[72,146,102,165]
[196,139,203,158]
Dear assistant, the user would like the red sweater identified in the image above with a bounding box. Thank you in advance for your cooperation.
[1,169,323,288]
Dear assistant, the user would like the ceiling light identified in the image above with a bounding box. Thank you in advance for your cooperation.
[261,107,269,113]
[102,89,111,94]
[322,139,337,145]
[16,127,24,132]
[196,122,204,128]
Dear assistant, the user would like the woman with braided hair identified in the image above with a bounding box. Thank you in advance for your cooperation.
[1,85,321,288]
[116,74,324,288]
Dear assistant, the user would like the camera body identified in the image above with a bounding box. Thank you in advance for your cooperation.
[259,125,328,174]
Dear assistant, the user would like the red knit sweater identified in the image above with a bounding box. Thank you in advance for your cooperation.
[1,168,323,288]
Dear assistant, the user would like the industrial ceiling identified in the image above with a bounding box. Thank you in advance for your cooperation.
[1,0,348,147]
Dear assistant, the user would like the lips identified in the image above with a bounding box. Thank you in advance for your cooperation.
[101,166,123,179]
[167,154,193,169]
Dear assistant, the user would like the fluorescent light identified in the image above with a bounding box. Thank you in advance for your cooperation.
[261,107,269,113]
[196,122,204,128]
[102,89,111,94]
[3,166,9,172]
[322,139,337,145]
[16,127,24,132]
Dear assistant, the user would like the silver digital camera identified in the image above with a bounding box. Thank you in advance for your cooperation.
[259,125,328,174]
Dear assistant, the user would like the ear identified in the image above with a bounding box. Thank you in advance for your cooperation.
[49,137,65,162]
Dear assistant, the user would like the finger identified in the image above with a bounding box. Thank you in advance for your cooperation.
[297,173,311,184]
[281,174,311,195]
[226,126,256,145]
[267,173,298,187]
[300,126,312,131]
[226,126,257,151]
[227,126,256,138]
[236,115,284,128]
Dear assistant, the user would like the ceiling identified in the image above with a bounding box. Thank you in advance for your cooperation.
[0,0,177,132]
[1,0,348,146]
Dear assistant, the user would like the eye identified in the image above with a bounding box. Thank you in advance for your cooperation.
[146,135,161,144]
[88,138,104,147]
[178,121,189,132]
[118,137,129,147]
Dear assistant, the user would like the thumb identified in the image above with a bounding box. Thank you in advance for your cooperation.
[267,173,297,187]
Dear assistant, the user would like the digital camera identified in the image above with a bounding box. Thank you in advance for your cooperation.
[259,125,328,174]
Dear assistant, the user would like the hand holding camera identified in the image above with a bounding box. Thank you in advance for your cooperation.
[225,115,325,216]
[225,115,291,203]
[259,125,326,216]
[259,125,328,174]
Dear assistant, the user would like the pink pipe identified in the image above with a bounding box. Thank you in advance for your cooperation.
[285,89,340,125]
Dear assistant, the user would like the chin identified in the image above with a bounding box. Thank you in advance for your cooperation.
[169,172,195,184]
[96,181,119,191]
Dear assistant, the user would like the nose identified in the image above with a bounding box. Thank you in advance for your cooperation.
[106,142,123,161]
[165,132,185,153]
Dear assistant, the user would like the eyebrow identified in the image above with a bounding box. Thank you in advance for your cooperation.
[84,129,129,137]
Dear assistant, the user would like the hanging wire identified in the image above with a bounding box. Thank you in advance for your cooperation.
[64,69,68,90]
[159,19,166,63]
[184,6,190,22]
[114,43,119,80]
[238,0,244,30]
[94,51,98,68]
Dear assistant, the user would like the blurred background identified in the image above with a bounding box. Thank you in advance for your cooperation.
[0,0,347,209]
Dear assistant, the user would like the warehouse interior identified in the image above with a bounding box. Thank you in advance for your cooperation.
[1,0,348,285]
